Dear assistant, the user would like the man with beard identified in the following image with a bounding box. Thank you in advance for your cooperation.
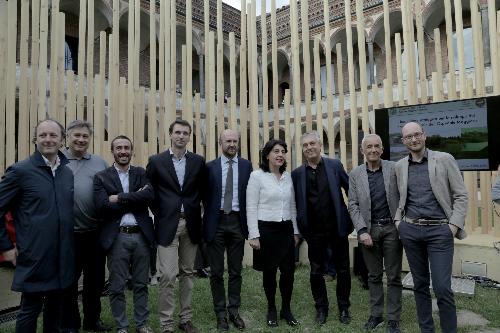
[203,129,252,331]
[93,135,155,333]
[0,119,75,332]
[291,131,353,326]
[395,122,467,333]
[147,119,205,333]
[62,120,110,332]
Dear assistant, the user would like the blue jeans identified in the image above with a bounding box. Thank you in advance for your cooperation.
[399,221,456,333]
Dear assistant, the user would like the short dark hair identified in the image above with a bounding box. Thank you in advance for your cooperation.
[110,135,133,150]
[260,139,288,173]
[32,118,66,144]
[168,119,192,135]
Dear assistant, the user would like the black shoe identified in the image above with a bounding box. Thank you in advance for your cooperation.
[339,309,351,325]
[229,313,246,330]
[364,316,384,330]
[280,310,299,327]
[82,319,112,332]
[387,320,401,333]
[266,307,278,327]
[315,310,328,325]
[216,317,229,331]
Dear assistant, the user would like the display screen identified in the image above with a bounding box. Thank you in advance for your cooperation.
[375,96,500,171]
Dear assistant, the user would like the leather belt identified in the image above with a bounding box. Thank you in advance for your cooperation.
[372,218,393,225]
[220,210,239,215]
[404,217,448,225]
[119,225,140,233]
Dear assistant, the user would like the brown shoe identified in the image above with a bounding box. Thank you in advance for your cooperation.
[178,321,200,333]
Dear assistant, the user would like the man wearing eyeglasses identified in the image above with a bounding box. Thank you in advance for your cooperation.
[394,122,468,333]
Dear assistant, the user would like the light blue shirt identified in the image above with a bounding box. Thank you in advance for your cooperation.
[170,149,187,212]
[220,155,239,211]
[114,164,138,227]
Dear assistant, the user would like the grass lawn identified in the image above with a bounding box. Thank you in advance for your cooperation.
[1,266,499,332]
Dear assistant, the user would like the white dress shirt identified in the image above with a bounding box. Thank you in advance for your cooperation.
[220,155,239,211]
[114,164,138,227]
[170,148,187,212]
[246,169,298,239]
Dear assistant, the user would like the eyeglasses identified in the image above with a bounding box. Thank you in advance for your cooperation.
[402,132,424,141]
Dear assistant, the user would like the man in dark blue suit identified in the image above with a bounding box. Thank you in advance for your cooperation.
[203,129,252,331]
[93,135,155,333]
[291,131,354,326]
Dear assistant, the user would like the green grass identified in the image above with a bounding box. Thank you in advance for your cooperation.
[1,266,499,332]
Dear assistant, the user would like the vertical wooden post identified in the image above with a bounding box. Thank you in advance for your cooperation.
[444,0,456,99]
[345,1,358,168]
[94,74,103,156]
[5,0,17,166]
[395,33,404,105]
[38,0,50,120]
[57,13,66,124]
[87,0,95,124]
[229,32,237,130]
[284,89,291,168]
[487,0,499,93]
[239,1,248,159]
[300,0,312,132]
[18,0,30,160]
[383,0,393,87]
[127,0,135,131]
[148,0,157,156]
[313,38,323,136]
[415,0,428,102]
[336,44,347,166]
[217,0,225,136]
[324,0,334,157]
[29,0,40,153]
[0,0,6,174]
[207,31,216,161]
[194,93,203,156]
[453,0,466,96]
[433,28,443,92]
[249,0,259,168]
[271,0,279,139]
[261,0,269,143]
[158,0,165,149]
[49,0,60,118]
[401,0,417,105]
[356,0,369,136]
[186,0,193,129]
[170,0,177,118]
[290,0,302,167]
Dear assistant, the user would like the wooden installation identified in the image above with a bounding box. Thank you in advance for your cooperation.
[0,0,498,236]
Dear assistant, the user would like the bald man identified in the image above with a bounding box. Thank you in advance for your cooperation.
[394,122,468,333]
[0,119,75,332]
[203,130,252,331]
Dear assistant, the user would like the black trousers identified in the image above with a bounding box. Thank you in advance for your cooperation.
[16,290,64,333]
[206,213,245,318]
[62,230,106,329]
[262,251,295,312]
[306,231,351,313]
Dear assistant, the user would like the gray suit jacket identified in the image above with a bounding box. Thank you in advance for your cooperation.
[348,160,399,234]
[394,149,468,240]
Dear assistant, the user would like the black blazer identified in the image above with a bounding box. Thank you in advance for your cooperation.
[146,150,205,246]
[203,157,253,242]
[291,157,354,239]
[93,165,155,251]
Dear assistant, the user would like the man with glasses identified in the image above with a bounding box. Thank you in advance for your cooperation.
[394,122,468,333]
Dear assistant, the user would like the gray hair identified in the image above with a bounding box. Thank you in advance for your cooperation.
[66,119,93,135]
[361,134,383,149]
[300,131,322,144]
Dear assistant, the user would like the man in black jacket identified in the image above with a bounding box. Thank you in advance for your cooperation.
[0,119,75,333]
[93,135,154,333]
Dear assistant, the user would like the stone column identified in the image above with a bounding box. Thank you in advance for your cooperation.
[199,53,205,98]
[367,41,375,85]
[480,6,491,66]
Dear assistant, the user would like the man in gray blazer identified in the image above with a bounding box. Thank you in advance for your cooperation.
[394,122,468,333]
[348,134,402,333]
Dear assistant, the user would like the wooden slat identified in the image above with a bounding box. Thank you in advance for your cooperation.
[186,0,193,133]
[158,0,165,150]
[383,0,392,87]
[66,70,76,128]
[401,0,416,105]
[395,33,404,106]
[148,0,157,156]
[324,0,334,156]
[345,0,358,168]
[87,0,95,124]
[433,28,444,92]
[261,0,269,143]
[217,0,224,137]
[453,0,466,96]
[415,0,427,102]
[356,0,369,137]
[5,0,17,167]
[487,0,499,93]
[249,1,259,167]
[38,0,50,119]
[49,0,60,118]
[94,74,103,156]
[239,1,248,159]
[18,0,30,160]
[313,38,322,136]
[336,43,347,166]
[300,0,312,132]
[0,0,7,173]
[29,0,41,154]
[229,32,237,130]
[207,31,216,161]
[444,0,456,100]
[127,0,135,131]
[271,0,279,138]
[290,0,302,167]
[194,93,203,156]
[284,89,291,168]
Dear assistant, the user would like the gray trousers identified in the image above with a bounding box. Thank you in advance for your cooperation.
[361,223,403,321]
[107,232,150,329]
[398,221,456,333]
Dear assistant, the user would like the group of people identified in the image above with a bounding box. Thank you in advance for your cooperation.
[0,117,471,333]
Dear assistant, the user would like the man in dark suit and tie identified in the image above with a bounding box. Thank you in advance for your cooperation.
[203,129,252,331]
[146,119,205,333]
[93,135,155,333]
[291,131,353,326]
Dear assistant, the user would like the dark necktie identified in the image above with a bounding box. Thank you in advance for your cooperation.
[223,160,234,214]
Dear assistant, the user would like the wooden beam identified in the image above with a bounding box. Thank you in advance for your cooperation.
[6,0,17,166]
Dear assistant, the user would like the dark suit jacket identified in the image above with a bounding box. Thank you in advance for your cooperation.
[203,156,253,242]
[93,165,155,251]
[146,150,205,246]
[291,157,353,239]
